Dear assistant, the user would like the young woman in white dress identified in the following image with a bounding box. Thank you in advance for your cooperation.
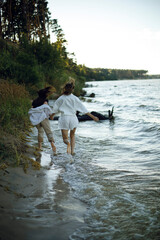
[52,81,99,155]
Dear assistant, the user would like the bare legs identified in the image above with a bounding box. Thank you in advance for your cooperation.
[61,128,76,155]
[51,141,57,155]
[37,120,56,154]
[38,142,42,150]
[61,129,71,154]
[38,141,56,155]
[70,128,76,155]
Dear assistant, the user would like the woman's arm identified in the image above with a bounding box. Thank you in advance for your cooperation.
[86,112,99,122]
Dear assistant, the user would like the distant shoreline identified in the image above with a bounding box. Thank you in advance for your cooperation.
[86,77,160,82]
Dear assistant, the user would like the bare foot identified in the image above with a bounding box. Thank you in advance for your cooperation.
[71,152,75,156]
[67,143,71,154]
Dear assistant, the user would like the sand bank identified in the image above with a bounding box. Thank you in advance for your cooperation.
[0,152,87,240]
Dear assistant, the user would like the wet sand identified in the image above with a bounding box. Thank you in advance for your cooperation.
[0,153,87,240]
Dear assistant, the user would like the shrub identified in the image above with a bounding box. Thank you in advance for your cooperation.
[15,51,43,87]
[0,81,32,167]
[0,81,31,133]
[0,52,16,79]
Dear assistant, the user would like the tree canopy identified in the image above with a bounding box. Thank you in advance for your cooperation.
[0,0,87,96]
[0,0,51,41]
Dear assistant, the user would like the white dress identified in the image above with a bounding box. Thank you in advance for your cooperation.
[53,94,88,130]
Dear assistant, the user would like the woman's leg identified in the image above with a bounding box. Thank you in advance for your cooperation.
[70,128,76,155]
[50,141,57,155]
[41,119,56,154]
[61,129,71,154]
[36,124,44,150]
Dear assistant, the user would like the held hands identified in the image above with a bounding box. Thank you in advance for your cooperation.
[49,113,55,120]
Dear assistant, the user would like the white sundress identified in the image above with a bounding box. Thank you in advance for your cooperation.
[53,94,88,130]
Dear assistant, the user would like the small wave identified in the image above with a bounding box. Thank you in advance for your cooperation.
[50,149,160,240]
[139,104,146,108]
[103,102,113,107]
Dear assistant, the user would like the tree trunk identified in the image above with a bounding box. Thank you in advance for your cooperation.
[0,6,2,37]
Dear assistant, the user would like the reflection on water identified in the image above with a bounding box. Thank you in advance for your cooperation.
[30,79,160,240]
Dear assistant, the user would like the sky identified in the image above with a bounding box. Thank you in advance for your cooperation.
[48,0,160,74]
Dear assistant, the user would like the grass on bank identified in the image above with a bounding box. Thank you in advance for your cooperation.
[0,81,41,172]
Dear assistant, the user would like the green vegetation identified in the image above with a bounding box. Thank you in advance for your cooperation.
[0,0,86,95]
[0,37,86,95]
[81,67,148,81]
[84,68,160,81]
[0,81,31,168]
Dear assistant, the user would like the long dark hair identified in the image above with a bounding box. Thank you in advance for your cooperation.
[32,86,55,108]
[63,82,75,95]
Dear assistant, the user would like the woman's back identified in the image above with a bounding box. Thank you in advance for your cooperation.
[53,94,88,116]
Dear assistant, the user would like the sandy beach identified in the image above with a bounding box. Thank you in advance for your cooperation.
[0,152,87,240]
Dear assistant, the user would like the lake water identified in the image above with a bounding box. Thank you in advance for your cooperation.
[32,79,160,239]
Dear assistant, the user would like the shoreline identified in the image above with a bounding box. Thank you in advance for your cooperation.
[0,152,87,240]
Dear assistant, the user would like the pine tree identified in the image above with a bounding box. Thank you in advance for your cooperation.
[1,0,51,42]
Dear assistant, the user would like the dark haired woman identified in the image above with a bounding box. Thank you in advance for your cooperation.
[52,81,99,155]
